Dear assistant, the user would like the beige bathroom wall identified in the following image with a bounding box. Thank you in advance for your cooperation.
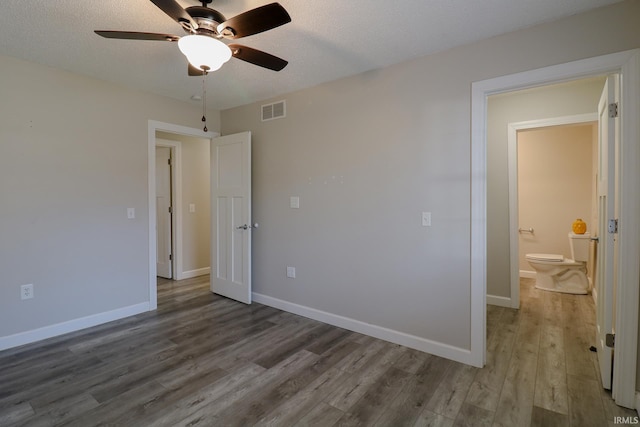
[517,124,595,272]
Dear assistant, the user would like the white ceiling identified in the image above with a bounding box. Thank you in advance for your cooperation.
[0,0,622,111]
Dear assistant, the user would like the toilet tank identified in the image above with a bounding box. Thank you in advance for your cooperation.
[569,232,591,262]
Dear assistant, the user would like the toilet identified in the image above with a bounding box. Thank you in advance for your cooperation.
[525,232,591,294]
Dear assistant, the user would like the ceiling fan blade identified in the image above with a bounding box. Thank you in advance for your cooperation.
[149,0,197,31]
[229,44,288,71]
[217,3,291,39]
[95,30,180,42]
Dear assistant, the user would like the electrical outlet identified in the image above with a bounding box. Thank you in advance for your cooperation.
[286,266,296,278]
[127,208,135,219]
[21,284,34,300]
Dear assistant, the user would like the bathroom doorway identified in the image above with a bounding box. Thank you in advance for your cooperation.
[509,114,599,305]
[494,75,620,390]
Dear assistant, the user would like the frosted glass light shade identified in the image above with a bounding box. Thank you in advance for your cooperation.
[178,35,232,72]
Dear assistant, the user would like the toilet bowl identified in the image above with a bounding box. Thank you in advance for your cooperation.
[525,232,590,294]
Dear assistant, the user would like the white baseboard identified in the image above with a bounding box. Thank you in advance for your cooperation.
[636,392,640,416]
[486,294,513,308]
[0,302,149,351]
[179,267,210,280]
[519,270,536,279]
[252,292,477,367]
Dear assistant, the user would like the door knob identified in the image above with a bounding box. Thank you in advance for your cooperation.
[237,223,258,230]
[236,223,259,230]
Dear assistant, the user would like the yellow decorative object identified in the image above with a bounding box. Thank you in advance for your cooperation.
[572,218,587,234]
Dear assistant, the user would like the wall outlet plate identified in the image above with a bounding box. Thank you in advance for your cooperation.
[286,266,296,278]
[21,284,34,300]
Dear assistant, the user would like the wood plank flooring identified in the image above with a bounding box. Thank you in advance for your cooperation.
[0,276,637,426]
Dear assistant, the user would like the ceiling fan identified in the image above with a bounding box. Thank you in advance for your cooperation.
[95,0,291,74]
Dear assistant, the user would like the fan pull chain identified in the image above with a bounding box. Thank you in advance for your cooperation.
[201,69,208,132]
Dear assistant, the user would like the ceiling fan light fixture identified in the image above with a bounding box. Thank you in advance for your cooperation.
[178,35,231,72]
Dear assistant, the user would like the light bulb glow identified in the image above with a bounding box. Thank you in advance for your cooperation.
[178,35,232,72]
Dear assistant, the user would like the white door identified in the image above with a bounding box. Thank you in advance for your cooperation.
[210,132,252,304]
[156,146,173,279]
[595,74,619,390]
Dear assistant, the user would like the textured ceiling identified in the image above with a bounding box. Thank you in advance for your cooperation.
[0,0,622,111]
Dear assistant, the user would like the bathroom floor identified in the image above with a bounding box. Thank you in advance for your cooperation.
[482,277,637,426]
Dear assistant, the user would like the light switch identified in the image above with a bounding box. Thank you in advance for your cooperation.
[290,196,300,209]
[286,266,296,278]
[189,203,196,213]
[127,208,135,219]
[422,212,431,227]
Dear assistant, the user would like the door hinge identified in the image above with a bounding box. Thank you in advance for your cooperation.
[168,158,171,165]
[169,253,172,261]
[608,218,618,234]
[609,102,619,118]
[606,333,615,348]
[168,206,172,214]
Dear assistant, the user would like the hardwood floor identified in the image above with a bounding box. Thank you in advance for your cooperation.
[0,276,636,426]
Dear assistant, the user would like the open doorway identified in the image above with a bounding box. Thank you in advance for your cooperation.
[471,49,640,407]
[513,121,598,293]
[147,121,218,309]
[154,131,212,284]
[487,77,605,308]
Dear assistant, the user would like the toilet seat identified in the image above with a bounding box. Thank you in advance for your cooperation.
[526,253,564,262]
[525,253,582,266]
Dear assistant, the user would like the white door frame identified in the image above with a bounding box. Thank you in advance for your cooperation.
[506,113,598,309]
[471,49,640,407]
[148,120,218,310]
[155,140,180,280]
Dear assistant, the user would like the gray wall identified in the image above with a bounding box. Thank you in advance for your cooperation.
[487,78,605,298]
[222,0,640,352]
[0,54,220,338]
